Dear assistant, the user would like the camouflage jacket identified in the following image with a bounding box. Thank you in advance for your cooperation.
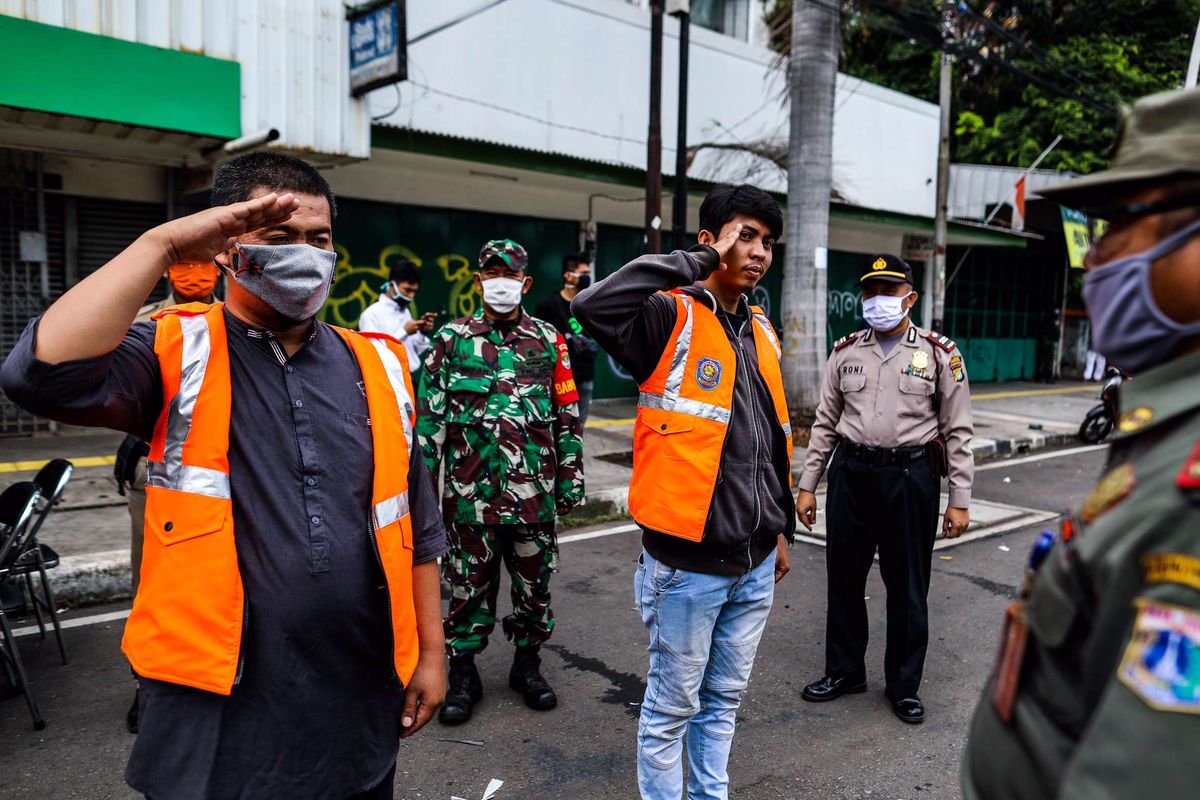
[417,309,585,525]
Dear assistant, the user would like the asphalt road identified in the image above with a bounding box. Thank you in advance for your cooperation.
[0,445,1108,800]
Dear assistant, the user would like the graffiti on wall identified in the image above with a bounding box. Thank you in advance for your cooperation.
[827,289,862,349]
[319,243,483,329]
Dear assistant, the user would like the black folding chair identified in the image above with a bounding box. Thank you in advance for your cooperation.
[0,481,46,730]
[8,459,73,665]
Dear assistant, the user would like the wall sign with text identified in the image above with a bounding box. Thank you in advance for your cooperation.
[349,1,406,98]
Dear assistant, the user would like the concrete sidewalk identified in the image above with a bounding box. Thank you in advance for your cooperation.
[0,380,1102,604]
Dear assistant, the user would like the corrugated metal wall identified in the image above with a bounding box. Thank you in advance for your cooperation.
[0,0,369,158]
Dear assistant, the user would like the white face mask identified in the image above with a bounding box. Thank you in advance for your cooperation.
[481,276,525,314]
[862,292,913,331]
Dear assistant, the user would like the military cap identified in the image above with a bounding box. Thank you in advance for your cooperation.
[1038,88,1200,206]
[477,239,529,273]
[857,253,913,287]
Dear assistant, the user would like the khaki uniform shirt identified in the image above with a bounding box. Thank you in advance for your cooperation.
[962,347,1200,800]
[134,291,183,324]
[799,324,974,508]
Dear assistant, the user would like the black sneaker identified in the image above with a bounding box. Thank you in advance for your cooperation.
[508,649,557,711]
[438,655,483,725]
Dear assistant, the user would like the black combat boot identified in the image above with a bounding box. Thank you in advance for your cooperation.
[509,648,557,711]
[438,654,483,725]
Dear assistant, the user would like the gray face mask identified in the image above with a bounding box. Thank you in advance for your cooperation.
[230,243,337,322]
[1083,217,1200,374]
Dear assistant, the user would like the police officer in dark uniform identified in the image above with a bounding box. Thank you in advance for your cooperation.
[796,254,974,723]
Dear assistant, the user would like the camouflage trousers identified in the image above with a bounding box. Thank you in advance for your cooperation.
[443,521,559,656]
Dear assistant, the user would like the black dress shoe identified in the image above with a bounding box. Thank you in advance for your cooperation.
[801,675,868,702]
[438,655,483,725]
[890,696,925,724]
[509,649,557,711]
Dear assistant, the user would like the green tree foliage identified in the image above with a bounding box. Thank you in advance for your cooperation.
[764,0,1200,172]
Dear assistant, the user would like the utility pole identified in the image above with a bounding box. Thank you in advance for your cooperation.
[670,1,691,251]
[931,0,955,333]
[645,0,664,254]
[781,0,839,426]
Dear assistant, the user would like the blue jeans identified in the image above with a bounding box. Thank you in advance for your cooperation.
[634,549,776,800]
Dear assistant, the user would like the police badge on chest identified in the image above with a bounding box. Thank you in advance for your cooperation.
[903,350,934,380]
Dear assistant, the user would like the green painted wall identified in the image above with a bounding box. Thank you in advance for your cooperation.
[322,197,578,332]
[326,197,1046,393]
[0,16,240,139]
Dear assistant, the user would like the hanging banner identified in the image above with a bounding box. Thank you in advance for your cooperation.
[1060,207,1091,269]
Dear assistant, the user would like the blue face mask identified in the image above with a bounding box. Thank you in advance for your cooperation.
[1083,217,1200,374]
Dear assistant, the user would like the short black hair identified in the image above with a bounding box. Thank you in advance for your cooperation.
[698,184,782,240]
[211,152,337,218]
[389,259,420,284]
[562,252,589,274]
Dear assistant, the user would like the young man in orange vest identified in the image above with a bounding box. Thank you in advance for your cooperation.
[0,153,448,800]
[572,184,794,800]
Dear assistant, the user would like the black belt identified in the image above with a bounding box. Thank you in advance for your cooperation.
[840,440,927,467]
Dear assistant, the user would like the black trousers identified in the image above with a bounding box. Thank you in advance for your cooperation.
[824,445,940,698]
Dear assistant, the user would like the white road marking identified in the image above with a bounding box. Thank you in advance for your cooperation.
[18,449,1096,638]
[976,444,1106,471]
[12,608,130,638]
[557,523,640,544]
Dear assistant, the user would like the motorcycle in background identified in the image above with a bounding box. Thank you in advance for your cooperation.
[1078,368,1126,444]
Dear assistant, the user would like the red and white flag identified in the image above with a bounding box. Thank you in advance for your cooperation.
[1012,175,1027,231]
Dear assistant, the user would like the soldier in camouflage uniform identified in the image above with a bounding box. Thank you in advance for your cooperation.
[418,238,585,725]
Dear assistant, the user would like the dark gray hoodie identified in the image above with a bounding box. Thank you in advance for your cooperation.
[571,245,794,576]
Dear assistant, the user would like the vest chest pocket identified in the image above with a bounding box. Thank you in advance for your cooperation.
[638,407,695,437]
[146,485,228,546]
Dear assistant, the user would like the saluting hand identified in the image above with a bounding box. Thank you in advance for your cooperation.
[943,507,970,539]
[148,192,298,264]
[710,223,743,271]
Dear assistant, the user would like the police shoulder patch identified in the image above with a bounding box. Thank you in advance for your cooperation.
[833,331,862,352]
[925,331,958,352]
[1118,599,1200,714]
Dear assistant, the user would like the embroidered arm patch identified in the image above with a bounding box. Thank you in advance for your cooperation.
[1118,599,1200,714]
[552,334,579,406]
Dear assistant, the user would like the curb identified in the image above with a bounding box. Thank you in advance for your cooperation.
[46,549,133,607]
[42,431,1081,606]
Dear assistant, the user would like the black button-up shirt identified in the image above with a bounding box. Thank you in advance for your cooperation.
[0,310,449,800]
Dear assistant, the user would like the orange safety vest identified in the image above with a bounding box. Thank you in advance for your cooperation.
[122,302,421,695]
[629,292,793,542]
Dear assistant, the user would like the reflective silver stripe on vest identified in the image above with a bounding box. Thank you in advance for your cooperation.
[147,313,232,500]
[781,422,793,439]
[752,313,782,360]
[639,294,733,424]
[368,338,415,445]
[638,391,731,424]
[373,489,411,530]
[146,461,232,499]
[663,295,694,398]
